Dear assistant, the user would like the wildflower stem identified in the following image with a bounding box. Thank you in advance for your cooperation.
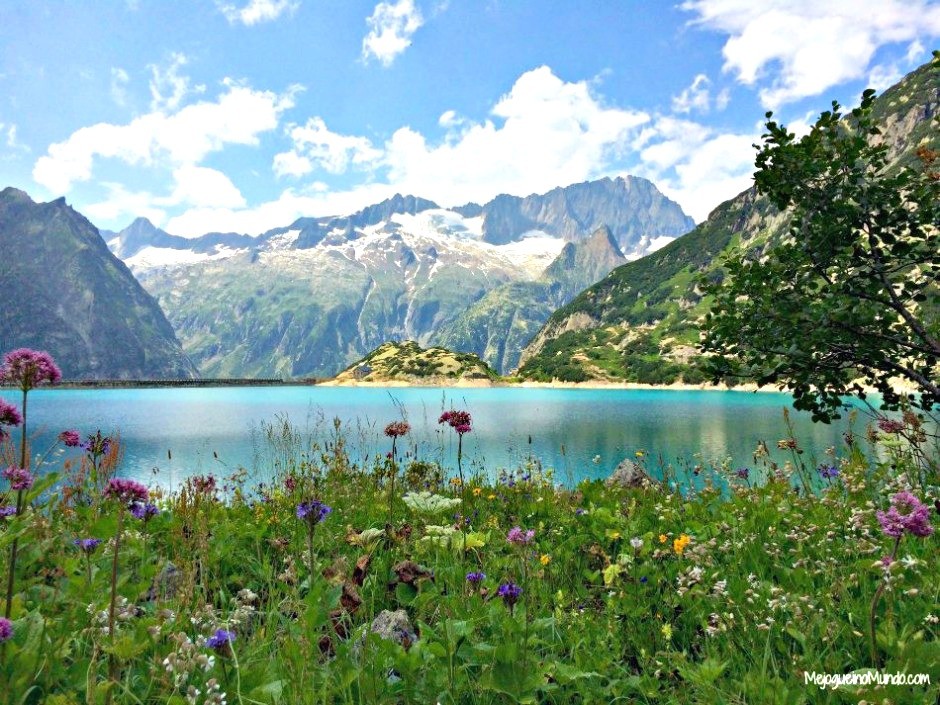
[868,534,901,668]
[4,389,30,621]
[307,525,315,581]
[457,434,464,497]
[18,388,27,470]
[108,504,125,686]
[388,437,396,524]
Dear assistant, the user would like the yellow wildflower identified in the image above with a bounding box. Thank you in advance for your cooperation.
[673,534,691,555]
[661,623,672,640]
[472,487,482,497]
[540,554,551,566]
[635,451,645,458]
[659,534,668,544]
[449,477,463,486]
[487,493,496,500]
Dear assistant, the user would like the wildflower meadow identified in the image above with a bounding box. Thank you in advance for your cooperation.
[0,349,938,704]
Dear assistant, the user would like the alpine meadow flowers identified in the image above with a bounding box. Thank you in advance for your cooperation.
[876,491,934,539]
[439,409,472,488]
[1,349,62,621]
[297,499,331,578]
[0,395,935,704]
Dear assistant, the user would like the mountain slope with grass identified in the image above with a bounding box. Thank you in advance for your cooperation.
[330,340,499,384]
[113,178,692,378]
[433,226,627,372]
[0,188,197,380]
[518,57,940,383]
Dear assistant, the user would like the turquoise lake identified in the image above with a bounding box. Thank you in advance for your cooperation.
[0,386,859,487]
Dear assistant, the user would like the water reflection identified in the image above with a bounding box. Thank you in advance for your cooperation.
[0,386,857,487]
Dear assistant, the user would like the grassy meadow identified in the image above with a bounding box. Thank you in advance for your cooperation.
[0,387,938,705]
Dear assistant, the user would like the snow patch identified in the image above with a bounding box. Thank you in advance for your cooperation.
[266,228,301,250]
[125,245,244,270]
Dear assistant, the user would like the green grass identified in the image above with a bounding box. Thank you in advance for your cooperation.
[0,410,938,704]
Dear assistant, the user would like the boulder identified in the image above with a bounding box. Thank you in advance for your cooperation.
[367,609,417,649]
[605,459,655,489]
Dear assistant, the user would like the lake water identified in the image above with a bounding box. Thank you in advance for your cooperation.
[0,386,858,488]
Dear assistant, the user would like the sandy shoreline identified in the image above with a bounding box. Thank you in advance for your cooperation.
[318,377,771,392]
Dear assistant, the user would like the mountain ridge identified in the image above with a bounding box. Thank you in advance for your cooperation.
[0,188,197,380]
[108,175,694,377]
[517,57,939,383]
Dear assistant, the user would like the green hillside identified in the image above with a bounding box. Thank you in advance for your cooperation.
[518,56,939,383]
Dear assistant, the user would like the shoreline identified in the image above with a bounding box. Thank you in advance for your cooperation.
[315,377,773,392]
[3,377,912,396]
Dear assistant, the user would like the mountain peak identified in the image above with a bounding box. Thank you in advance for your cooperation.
[0,187,35,204]
[0,187,197,380]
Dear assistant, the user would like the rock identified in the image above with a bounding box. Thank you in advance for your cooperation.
[367,609,418,649]
[605,460,655,489]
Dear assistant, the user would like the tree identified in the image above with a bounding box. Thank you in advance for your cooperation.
[701,61,940,422]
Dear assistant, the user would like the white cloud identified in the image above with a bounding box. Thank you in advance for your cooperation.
[272,150,313,178]
[362,0,424,66]
[32,80,297,194]
[169,165,246,209]
[219,0,299,26]
[0,121,28,156]
[84,183,167,226]
[164,182,398,236]
[274,117,382,177]
[631,116,758,222]
[110,67,130,107]
[380,66,650,205]
[84,168,246,232]
[673,74,710,114]
[867,38,931,94]
[149,53,205,112]
[66,65,764,235]
[682,0,940,108]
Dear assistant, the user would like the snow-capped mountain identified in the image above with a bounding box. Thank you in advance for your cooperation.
[107,176,694,377]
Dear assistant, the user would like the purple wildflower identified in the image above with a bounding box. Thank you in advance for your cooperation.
[507,526,535,545]
[81,431,112,457]
[130,502,160,521]
[205,628,235,653]
[0,399,22,427]
[0,506,16,518]
[3,466,34,491]
[0,349,62,391]
[575,508,587,516]
[466,571,486,584]
[58,430,82,447]
[817,465,840,480]
[876,491,934,539]
[384,421,410,438]
[190,475,217,494]
[735,467,750,480]
[497,582,523,609]
[103,478,149,505]
[0,617,12,643]
[877,418,905,434]
[438,410,472,435]
[73,538,103,554]
[296,499,331,525]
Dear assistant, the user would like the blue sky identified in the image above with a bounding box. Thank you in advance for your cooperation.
[1,0,937,235]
